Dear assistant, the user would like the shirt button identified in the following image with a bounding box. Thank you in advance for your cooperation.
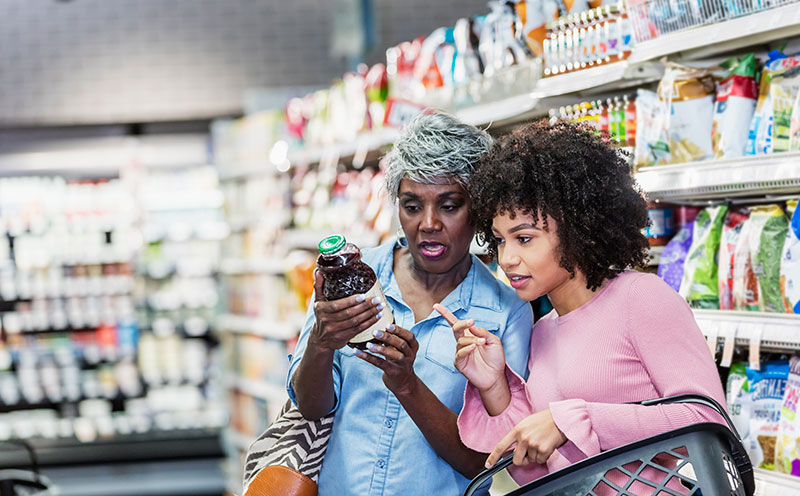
[376,459,386,469]
[384,418,393,428]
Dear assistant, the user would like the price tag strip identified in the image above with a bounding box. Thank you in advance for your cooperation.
[748,323,764,371]
[700,320,720,360]
[719,321,738,369]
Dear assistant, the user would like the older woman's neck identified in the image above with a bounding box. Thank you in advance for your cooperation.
[405,250,472,292]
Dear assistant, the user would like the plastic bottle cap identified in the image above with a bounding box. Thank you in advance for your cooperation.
[319,235,347,254]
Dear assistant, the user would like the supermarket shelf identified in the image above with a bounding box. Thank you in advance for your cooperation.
[219,257,286,276]
[534,61,663,99]
[628,3,800,64]
[216,313,302,341]
[224,428,255,452]
[290,127,399,166]
[224,375,287,404]
[694,310,800,351]
[647,246,665,267]
[636,153,800,200]
[754,468,800,496]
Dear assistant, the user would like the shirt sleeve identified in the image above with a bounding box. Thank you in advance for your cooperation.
[457,365,535,453]
[549,274,727,457]
[285,292,344,414]
[502,300,534,380]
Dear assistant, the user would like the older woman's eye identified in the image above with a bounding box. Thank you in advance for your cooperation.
[403,203,421,212]
[441,203,460,212]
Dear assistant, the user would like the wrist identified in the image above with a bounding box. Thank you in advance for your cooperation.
[478,375,512,417]
[390,373,421,399]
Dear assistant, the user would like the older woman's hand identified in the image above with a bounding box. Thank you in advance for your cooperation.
[309,271,383,352]
[354,324,419,396]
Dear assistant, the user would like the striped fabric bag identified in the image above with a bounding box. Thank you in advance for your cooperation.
[242,399,335,496]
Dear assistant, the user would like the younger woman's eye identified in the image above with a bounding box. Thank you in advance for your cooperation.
[493,237,505,245]
[517,236,532,245]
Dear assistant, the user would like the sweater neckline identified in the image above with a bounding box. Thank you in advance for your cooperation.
[553,272,626,325]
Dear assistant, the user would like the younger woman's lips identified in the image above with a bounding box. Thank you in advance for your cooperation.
[508,276,531,289]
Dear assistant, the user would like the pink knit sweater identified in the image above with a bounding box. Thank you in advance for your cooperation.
[457,271,726,489]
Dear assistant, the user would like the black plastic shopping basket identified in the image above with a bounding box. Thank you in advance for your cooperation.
[463,394,755,496]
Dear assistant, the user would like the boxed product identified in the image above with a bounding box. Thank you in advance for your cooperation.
[712,53,759,159]
[682,205,727,307]
[747,360,790,470]
[781,199,800,314]
[657,64,716,164]
[718,210,749,310]
[634,88,670,169]
[776,355,800,476]
[770,65,800,153]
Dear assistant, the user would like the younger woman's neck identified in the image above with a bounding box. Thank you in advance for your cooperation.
[547,272,604,317]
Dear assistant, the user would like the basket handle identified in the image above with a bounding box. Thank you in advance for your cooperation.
[462,394,741,496]
[635,393,741,441]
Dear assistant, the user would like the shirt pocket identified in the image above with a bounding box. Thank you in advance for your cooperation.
[424,320,500,374]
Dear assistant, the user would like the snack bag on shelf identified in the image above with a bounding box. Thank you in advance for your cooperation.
[747,360,790,470]
[752,204,790,313]
[776,355,800,476]
[732,215,761,311]
[658,64,716,164]
[791,89,800,151]
[657,221,693,292]
[681,205,727,308]
[718,210,749,310]
[514,0,548,56]
[781,199,800,314]
[727,362,752,453]
[633,89,669,168]
[770,65,800,153]
[712,53,759,159]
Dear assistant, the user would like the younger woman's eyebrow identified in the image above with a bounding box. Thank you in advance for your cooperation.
[508,223,540,233]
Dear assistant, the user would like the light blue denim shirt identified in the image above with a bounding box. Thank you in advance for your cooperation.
[287,239,532,496]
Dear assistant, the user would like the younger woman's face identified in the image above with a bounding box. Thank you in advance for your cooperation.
[492,211,572,302]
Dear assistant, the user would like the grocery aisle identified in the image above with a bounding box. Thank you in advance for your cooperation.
[2,1,800,495]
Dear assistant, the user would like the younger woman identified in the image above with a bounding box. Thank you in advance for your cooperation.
[439,121,725,490]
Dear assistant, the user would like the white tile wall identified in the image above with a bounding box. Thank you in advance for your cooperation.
[0,0,490,126]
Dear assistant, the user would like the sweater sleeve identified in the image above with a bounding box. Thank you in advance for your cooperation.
[550,274,726,455]
[457,365,536,453]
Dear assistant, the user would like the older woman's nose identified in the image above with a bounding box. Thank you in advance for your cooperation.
[420,207,443,232]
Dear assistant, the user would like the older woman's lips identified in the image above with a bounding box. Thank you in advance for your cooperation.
[419,242,447,259]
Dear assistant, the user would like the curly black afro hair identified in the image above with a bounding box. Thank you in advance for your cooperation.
[470,120,650,291]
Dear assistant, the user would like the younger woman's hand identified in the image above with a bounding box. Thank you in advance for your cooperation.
[485,409,567,468]
[433,304,506,392]
[354,324,419,396]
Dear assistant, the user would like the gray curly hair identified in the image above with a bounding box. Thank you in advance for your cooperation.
[383,111,493,201]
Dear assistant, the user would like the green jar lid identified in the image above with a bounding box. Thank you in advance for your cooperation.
[318,234,346,254]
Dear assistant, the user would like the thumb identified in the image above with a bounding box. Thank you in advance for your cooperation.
[313,270,326,302]
[468,325,492,339]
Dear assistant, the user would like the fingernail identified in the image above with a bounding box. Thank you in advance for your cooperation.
[477,338,486,345]
[356,295,365,303]
[371,297,380,305]
[376,303,384,311]
[366,342,379,351]
[387,324,396,331]
[485,461,492,469]
[373,329,384,338]
[354,349,365,357]
[376,312,383,320]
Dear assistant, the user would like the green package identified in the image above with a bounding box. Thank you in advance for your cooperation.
[770,66,800,153]
[684,205,728,308]
[753,204,790,312]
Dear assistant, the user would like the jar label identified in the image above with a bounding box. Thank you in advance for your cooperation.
[350,280,394,344]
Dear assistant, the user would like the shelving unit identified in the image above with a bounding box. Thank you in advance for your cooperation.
[210,5,800,495]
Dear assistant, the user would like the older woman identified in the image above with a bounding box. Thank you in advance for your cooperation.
[287,111,533,495]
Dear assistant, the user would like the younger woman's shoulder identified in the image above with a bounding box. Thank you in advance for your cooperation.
[609,270,678,299]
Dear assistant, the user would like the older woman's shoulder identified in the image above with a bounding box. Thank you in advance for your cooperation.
[470,257,527,311]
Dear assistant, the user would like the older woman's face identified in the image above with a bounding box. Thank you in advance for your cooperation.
[397,177,474,274]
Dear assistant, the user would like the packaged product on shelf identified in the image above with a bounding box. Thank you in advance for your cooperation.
[624,94,636,147]
[747,360,790,470]
[657,220,694,293]
[732,215,761,311]
[776,355,800,476]
[633,89,669,168]
[746,53,784,155]
[681,205,727,307]
[752,204,790,313]
[781,199,800,314]
[712,53,759,159]
[718,210,749,310]
[365,64,389,129]
[657,64,716,164]
[478,2,532,79]
[770,65,800,153]
[514,0,548,56]
[644,202,674,246]
[316,235,393,349]
[727,362,752,447]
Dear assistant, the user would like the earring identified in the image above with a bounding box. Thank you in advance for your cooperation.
[396,227,408,246]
